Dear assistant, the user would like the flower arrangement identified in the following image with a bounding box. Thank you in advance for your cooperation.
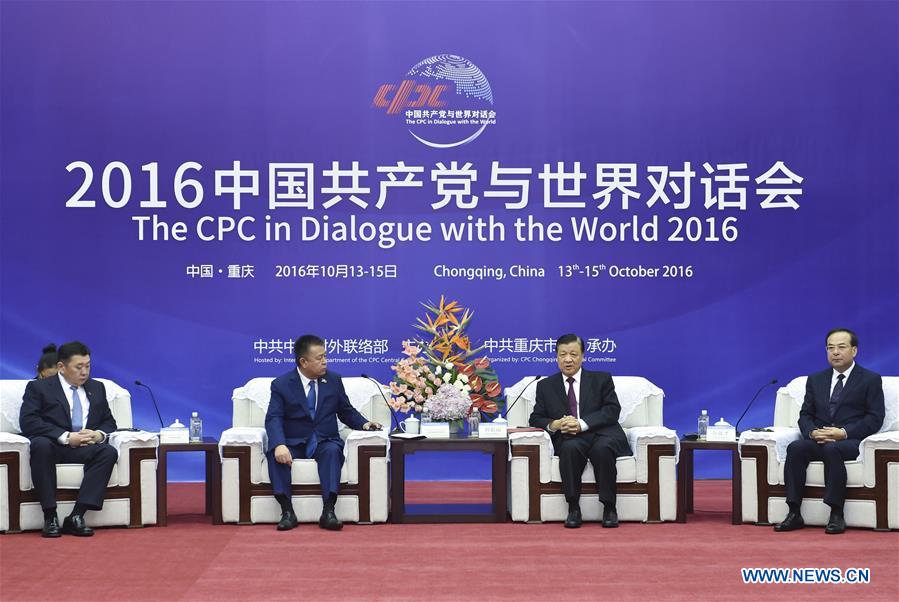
[389,296,504,421]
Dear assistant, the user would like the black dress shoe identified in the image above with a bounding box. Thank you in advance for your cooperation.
[773,511,805,532]
[564,507,582,529]
[825,512,846,535]
[42,515,61,538]
[319,507,343,531]
[61,514,94,537]
[276,509,298,531]
[602,508,619,528]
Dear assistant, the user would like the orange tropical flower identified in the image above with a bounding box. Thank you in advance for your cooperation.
[457,363,475,377]
[469,375,483,393]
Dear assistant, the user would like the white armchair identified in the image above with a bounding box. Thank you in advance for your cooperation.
[739,376,899,530]
[219,376,391,525]
[0,379,158,532]
[507,376,678,523]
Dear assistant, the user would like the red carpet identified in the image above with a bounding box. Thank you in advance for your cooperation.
[1,481,896,602]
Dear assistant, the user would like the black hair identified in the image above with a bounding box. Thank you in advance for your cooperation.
[293,334,325,362]
[37,344,58,376]
[556,333,585,353]
[57,341,91,364]
[826,328,858,348]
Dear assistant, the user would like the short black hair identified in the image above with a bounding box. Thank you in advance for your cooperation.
[826,328,858,348]
[57,341,91,364]
[294,334,325,362]
[556,333,584,353]
[37,344,58,375]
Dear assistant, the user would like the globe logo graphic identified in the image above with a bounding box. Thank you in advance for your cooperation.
[405,54,495,148]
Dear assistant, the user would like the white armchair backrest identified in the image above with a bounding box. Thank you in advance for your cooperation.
[504,375,664,428]
[0,378,132,433]
[774,375,898,432]
[231,376,391,429]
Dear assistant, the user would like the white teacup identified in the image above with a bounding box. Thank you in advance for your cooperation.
[400,415,420,434]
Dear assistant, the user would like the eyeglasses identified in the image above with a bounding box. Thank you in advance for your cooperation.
[826,345,852,352]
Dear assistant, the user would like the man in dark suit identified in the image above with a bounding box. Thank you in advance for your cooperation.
[529,334,630,528]
[19,341,118,537]
[265,334,382,532]
[775,328,885,534]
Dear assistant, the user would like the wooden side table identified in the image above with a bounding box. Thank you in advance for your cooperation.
[156,437,222,526]
[676,439,742,525]
[390,435,508,523]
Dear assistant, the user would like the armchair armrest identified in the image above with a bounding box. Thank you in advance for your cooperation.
[0,432,31,492]
[510,431,553,483]
[625,427,678,484]
[108,431,158,487]
[739,427,799,484]
[220,427,267,484]
[344,431,387,485]
[860,430,899,487]
[219,427,268,452]
[345,431,388,524]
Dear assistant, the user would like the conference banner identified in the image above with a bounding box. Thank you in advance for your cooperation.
[2,0,896,479]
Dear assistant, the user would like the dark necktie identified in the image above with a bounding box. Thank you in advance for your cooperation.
[307,380,317,417]
[306,380,318,458]
[829,373,844,420]
[566,376,577,417]
[70,385,83,430]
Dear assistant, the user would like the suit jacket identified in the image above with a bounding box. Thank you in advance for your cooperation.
[265,369,367,452]
[529,369,630,456]
[799,364,886,439]
[20,376,117,441]
[798,364,885,441]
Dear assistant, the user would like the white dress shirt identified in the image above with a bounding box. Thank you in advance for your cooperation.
[56,372,107,444]
[297,369,318,408]
[830,362,855,397]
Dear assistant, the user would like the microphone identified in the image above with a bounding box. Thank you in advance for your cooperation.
[503,375,542,423]
[134,380,165,429]
[735,378,778,435]
[360,374,401,434]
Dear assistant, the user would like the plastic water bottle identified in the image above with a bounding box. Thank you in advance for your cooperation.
[189,411,203,442]
[467,409,480,437]
[698,409,709,440]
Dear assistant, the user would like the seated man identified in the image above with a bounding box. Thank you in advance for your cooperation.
[19,341,118,537]
[775,328,885,534]
[265,334,382,532]
[529,334,630,528]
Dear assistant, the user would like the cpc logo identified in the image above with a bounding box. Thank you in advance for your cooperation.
[373,54,496,148]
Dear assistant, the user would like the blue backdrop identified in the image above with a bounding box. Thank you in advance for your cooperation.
[2,1,897,480]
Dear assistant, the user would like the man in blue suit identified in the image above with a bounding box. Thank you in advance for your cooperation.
[265,334,382,531]
[775,328,885,534]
